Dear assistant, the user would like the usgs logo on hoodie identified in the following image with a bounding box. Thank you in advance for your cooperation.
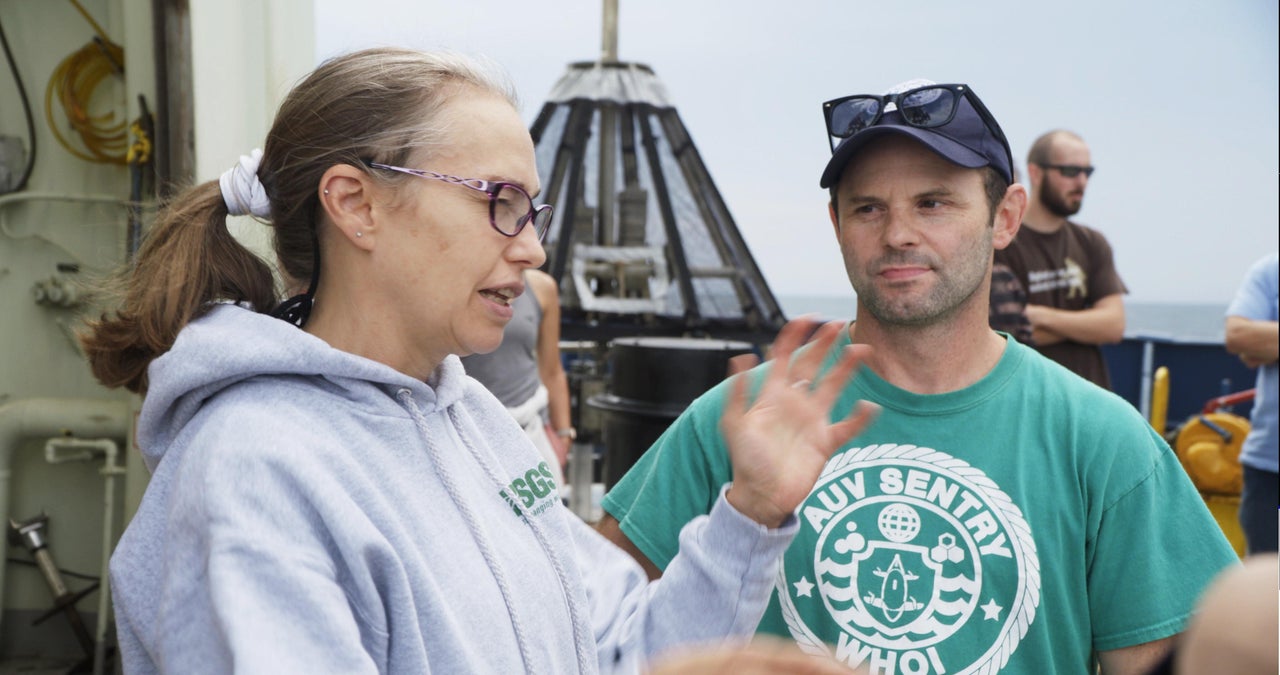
[500,461,560,517]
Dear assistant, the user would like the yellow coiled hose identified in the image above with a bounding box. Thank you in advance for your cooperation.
[44,0,126,164]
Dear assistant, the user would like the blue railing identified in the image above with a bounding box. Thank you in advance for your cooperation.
[1103,334,1256,433]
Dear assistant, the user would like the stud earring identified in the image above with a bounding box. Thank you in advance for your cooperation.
[323,189,330,195]
[355,231,363,238]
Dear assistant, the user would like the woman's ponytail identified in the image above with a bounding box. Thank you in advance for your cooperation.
[79,182,277,393]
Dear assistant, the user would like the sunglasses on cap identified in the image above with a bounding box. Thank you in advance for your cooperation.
[822,83,1013,175]
[1037,163,1095,179]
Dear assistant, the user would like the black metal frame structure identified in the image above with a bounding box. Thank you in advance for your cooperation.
[530,61,785,344]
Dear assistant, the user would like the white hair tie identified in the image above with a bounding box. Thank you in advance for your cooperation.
[219,148,272,217]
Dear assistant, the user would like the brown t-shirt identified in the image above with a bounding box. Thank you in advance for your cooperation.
[989,262,1033,344]
[994,221,1127,389]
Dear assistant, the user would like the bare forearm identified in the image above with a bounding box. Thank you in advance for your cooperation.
[1098,636,1175,675]
[1026,296,1125,345]
[529,268,572,432]
[1031,325,1064,346]
[595,514,663,580]
[544,367,572,432]
[1225,317,1279,364]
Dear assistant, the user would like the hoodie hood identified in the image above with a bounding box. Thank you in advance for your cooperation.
[138,303,468,472]
[113,304,800,675]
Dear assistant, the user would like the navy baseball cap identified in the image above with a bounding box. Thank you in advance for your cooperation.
[819,79,1014,189]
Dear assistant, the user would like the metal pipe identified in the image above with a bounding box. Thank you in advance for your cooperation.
[567,440,593,520]
[0,191,134,209]
[598,105,617,247]
[1139,339,1155,420]
[95,438,122,675]
[43,436,122,675]
[601,0,618,63]
[0,398,130,646]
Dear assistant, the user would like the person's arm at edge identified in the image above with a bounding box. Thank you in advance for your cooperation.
[1027,293,1125,346]
[596,515,663,580]
[1224,315,1279,367]
[528,269,573,435]
[594,371,739,585]
[1097,636,1175,675]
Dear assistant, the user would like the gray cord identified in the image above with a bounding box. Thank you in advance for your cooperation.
[399,389,538,674]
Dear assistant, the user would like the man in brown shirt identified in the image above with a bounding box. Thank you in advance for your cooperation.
[994,130,1126,388]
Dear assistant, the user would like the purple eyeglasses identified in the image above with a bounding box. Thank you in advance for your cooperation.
[368,162,553,241]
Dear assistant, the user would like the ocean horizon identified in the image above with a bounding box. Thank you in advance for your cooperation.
[775,295,1229,344]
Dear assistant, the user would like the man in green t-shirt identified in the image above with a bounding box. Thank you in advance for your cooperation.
[597,80,1237,674]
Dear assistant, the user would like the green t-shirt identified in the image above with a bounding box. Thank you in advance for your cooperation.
[603,330,1237,674]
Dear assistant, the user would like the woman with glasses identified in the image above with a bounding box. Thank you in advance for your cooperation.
[79,48,874,673]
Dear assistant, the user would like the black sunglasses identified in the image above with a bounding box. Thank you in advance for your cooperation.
[1038,163,1095,179]
[822,83,1013,174]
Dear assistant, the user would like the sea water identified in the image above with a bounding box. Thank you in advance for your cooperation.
[776,295,1230,344]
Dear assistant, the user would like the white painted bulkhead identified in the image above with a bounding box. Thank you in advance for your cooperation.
[0,0,313,665]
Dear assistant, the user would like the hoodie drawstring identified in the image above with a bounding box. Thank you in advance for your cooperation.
[399,389,539,675]
[447,405,596,675]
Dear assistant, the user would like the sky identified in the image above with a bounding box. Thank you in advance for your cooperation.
[315,0,1279,306]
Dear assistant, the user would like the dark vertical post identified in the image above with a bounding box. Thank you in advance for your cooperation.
[636,107,698,322]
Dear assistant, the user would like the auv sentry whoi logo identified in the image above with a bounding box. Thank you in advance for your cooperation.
[779,444,1040,674]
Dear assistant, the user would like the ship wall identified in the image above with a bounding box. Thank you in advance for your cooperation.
[0,0,313,660]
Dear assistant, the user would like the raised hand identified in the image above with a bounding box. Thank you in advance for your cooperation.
[720,318,877,528]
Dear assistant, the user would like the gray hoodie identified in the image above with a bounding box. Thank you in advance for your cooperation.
[112,304,796,674]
